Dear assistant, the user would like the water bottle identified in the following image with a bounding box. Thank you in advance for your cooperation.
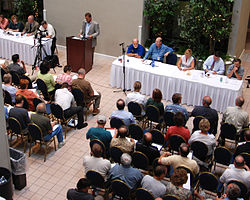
[152,59,155,68]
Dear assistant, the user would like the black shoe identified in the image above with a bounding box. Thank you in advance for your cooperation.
[77,123,88,129]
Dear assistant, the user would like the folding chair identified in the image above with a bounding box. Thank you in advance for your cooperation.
[128,123,144,140]
[111,179,130,200]
[110,146,123,163]
[132,151,149,170]
[110,117,125,129]
[136,188,154,200]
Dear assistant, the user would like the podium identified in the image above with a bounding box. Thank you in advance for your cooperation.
[66,36,93,73]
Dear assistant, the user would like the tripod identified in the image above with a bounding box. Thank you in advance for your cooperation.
[32,37,48,75]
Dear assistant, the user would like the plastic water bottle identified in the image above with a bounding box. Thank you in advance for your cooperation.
[152,59,155,68]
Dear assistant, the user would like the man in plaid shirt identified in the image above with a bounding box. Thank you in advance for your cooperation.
[56,65,72,90]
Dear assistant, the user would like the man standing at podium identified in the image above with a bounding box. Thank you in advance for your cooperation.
[78,12,100,63]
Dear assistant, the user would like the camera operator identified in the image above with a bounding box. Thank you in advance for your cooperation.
[39,21,56,55]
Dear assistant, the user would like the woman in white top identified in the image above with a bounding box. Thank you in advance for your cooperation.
[177,49,195,71]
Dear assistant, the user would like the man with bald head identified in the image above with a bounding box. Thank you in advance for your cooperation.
[22,15,39,36]
[31,103,65,148]
[143,37,174,62]
[222,96,249,133]
[127,38,145,58]
[191,96,218,135]
[220,155,250,190]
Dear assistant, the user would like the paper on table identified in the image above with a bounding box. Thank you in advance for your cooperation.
[72,36,82,40]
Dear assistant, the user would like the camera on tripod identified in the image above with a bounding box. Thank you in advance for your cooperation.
[35,29,48,41]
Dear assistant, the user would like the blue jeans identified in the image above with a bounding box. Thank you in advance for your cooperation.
[44,124,63,143]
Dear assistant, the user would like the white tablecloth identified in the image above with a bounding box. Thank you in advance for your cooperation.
[0,30,52,65]
[110,56,243,113]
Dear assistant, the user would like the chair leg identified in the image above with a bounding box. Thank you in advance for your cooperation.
[29,139,33,157]
[53,137,57,151]
[44,143,47,162]
[64,124,67,139]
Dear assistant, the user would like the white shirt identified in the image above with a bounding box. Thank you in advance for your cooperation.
[39,24,55,38]
[181,55,194,68]
[125,91,147,106]
[188,130,216,156]
[203,55,225,75]
[55,88,74,110]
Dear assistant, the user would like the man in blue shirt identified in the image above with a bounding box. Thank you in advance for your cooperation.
[227,58,244,80]
[165,93,189,122]
[203,51,225,75]
[127,38,145,58]
[143,37,174,62]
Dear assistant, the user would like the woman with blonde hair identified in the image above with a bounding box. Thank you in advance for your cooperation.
[7,15,24,32]
[177,49,195,71]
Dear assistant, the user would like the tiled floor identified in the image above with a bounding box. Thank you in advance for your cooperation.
[9,46,250,200]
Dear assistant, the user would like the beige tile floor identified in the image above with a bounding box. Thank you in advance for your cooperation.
[10,46,250,200]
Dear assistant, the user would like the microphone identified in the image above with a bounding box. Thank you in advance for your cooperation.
[119,42,124,46]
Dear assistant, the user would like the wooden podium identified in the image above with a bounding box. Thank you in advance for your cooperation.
[66,36,93,73]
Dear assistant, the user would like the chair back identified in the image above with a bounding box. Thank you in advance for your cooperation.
[214,146,232,166]
[110,117,125,129]
[166,53,177,65]
[72,88,84,106]
[199,172,218,192]
[28,123,43,141]
[136,188,154,200]
[36,79,50,101]
[55,83,62,90]
[111,179,130,200]
[168,135,186,152]
[163,194,180,200]
[110,146,123,163]
[128,101,142,117]
[86,170,105,189]
[89,139,106,158]
[146,105,160,123]
[21,75,32,89]
[220,123,237,140]
[227,180,248,198]
[239,128,249,142]
[33,98,43,110]
[21,95,29,110]
[240,153,250,168]
[190,141,208,161]
[50,103,65,121]
[164,111,175,127]
[1,67,7,81]
[192,116,205,133]
[150,129,165,145]
[3,89,13,105]
[128,123,143,140]
[132,151,149,170]
[10,71,20,86]
[8,117,22,135]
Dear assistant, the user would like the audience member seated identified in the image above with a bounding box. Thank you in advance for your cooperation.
[176,49,195,71]
[234,129,250,157]
[125,81,147,109]
[191,96,218,135]
[37,61,56,97]
[216,183,243,200]
[109,153,143,189]
[67,178,94,200]
[188,119,216,156]
[83,143,111,180]
[22,15,39,36]
[146,88,164,116]
[31,103,65,148]
[165,112,190,144]
[16,79,38,111]
[165,93,189,122]
[136,132,160,165]
[110,99,136,127]
[0,14,9,30]
[222,96,249,133]
[203,51,225,75]
[56,65,73,90]
[4,105,8,120]
[2,73,17,103]
[227,58,244,80]
[159,143,199,176]
[9,95,31,132]
[72,68,101,115]
[220,155,250,191]
[141,165,167,198]
[86,115,112,151]
[143,37,173,62]
[55,82,88,129]
[7,54,26,77]
[7,15,24,32]
[110,125,135,154]
[126,38,145,58]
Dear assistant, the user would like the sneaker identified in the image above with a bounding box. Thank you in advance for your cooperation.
[92,109,100,115]
[77,123,88,129]
[58,141,65,148]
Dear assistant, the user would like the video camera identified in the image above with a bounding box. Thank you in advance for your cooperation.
[35,29,48,40]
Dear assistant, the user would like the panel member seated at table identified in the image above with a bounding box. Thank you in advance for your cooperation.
[0,14,9,30]
[176,49,195,71]
[203,51,225,75]
[142,37,174,62]
[6,15,24,32]
[22,15,39,36]
[127,38,145,58]
[227,58,244,80]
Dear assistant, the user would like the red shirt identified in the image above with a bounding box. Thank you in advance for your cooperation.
[165,126,191,144]
[16,89,38,111]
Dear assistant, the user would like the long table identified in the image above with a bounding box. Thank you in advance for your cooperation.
[0,30,52,65]
[110,56,243,113]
